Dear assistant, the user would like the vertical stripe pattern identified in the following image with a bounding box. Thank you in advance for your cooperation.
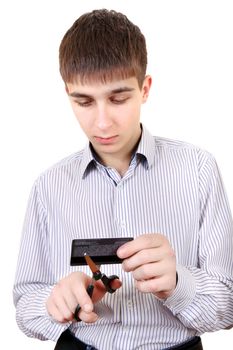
[13,126,233,349]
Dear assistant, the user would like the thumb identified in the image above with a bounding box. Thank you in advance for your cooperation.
[109,278,122,291]
[92,278,122,303]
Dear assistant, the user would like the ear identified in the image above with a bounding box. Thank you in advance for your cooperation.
[141,75,152,103]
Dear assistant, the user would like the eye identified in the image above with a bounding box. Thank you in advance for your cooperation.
[110,96,129,104]
[74,99,93,107]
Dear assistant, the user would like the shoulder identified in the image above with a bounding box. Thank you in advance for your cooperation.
[154,135,215,165]
[34,149,85,188]
[155,135,202,151]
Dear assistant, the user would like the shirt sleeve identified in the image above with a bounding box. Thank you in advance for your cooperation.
[163,152,233,333]
[13,179,70,341]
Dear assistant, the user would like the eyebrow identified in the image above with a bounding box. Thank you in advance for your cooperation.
[68,87,135,98]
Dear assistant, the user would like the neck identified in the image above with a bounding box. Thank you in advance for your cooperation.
[101,155,132,177]
[92,128,142,177]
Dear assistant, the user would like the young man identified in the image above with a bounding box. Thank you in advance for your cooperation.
[14,9,233,350]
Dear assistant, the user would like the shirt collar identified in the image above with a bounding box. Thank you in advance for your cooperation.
[80,144,96,179]
[80,124,155,178]
[135,125,155,169]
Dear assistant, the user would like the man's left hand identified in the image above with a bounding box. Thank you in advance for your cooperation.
[117,233,177,299]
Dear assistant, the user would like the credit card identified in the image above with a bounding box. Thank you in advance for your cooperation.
[70,237,133,265]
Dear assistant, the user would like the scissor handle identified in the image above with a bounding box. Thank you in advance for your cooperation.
[101,274,119,293]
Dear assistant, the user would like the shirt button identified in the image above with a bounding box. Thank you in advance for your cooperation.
[127,300,133,309]
[121,221,126,229]
[123,326,130,332]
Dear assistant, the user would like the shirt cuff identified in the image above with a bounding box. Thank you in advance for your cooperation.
[162,264,196,315]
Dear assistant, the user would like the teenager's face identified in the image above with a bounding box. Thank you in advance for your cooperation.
[66,76,151,163]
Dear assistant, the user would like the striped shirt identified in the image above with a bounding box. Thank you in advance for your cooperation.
[13,126,233,349]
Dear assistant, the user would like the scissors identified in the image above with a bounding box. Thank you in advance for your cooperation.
[74,253,119,321]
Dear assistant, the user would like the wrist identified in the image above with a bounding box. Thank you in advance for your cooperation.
[153,271,178,300]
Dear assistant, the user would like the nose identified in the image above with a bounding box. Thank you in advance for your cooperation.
[95,104,113,131]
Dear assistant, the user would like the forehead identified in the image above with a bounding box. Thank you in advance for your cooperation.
[66,76,140,97]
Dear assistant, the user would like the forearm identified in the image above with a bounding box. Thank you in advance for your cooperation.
[163,264,233,333]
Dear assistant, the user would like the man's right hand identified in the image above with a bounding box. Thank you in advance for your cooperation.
[46,271,121,323]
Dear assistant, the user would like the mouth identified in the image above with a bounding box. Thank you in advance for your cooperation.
[94,135,119,145]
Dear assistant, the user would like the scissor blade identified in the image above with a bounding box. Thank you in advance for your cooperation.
[84,253,101,274]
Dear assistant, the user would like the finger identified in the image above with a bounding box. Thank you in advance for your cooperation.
[52,307,69,323]
[72,279,94,313]
[117,234,164,259]
[47,298,72,323]
[135,276,165,294]
[90,280,107,304]
[77,310,99,323]
[131,262,166,281]
[122,247,165,272]
[110,278,122,290]
[91,279,120,303]
[62,287,80,315]
[135,275,176,296]
[54,294,74,321]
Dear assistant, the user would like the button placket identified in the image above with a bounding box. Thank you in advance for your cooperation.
[114,181,127,232]
[127,299,133,309]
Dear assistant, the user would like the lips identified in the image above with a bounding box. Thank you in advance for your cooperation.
[94,135,118,145]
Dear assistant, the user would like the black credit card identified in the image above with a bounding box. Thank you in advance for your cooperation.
[70,237,133,265]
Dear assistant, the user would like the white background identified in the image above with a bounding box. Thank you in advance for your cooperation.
[0,0,232,348]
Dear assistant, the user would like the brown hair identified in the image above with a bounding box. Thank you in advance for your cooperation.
[59,9,147,88]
